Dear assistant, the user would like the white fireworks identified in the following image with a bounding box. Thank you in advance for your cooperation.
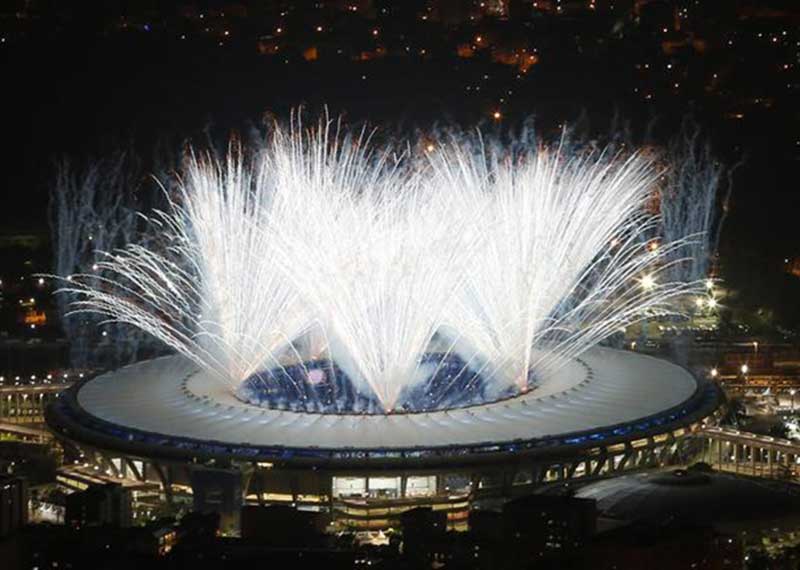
[430,140,695,396]
[61,117,701,413]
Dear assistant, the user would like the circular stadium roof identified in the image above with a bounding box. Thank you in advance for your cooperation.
[65,347,703,455]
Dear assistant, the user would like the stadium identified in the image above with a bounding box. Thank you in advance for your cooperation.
[45,121,723,531]
[46,348,720,531]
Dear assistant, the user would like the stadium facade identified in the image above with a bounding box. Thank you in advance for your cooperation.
[46,347,721,531]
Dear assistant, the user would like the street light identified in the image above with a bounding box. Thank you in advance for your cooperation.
[710,367,718,379]
[640,274,656,290]
[740,363,749,375]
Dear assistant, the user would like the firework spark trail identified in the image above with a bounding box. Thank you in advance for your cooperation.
[60,117,703,412]
[63,149,315,390]
[430,139,700,395]
[263,118,481,410]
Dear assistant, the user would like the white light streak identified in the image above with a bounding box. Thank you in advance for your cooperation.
[59,117,702,412]
[429,138,698,393]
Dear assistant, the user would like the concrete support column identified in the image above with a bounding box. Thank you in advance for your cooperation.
[240,465,255,504]
[253,468,265,506]
[470,473,481,496]
[290,474,299,503]
[618,448,632,471]
[501,470,514,495]
[152,463,173,505]
[93,451,114,477]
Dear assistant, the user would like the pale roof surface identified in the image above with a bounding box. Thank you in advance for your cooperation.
[77,347,697,450]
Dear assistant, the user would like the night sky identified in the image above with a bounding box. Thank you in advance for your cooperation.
[1,0,799,324]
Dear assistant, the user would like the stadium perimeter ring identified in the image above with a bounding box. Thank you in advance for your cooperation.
[46,347,721,530]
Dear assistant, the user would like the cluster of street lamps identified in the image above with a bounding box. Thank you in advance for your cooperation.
[694,279,719,310]
[708,361,749,379]
[708,362,798,413]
